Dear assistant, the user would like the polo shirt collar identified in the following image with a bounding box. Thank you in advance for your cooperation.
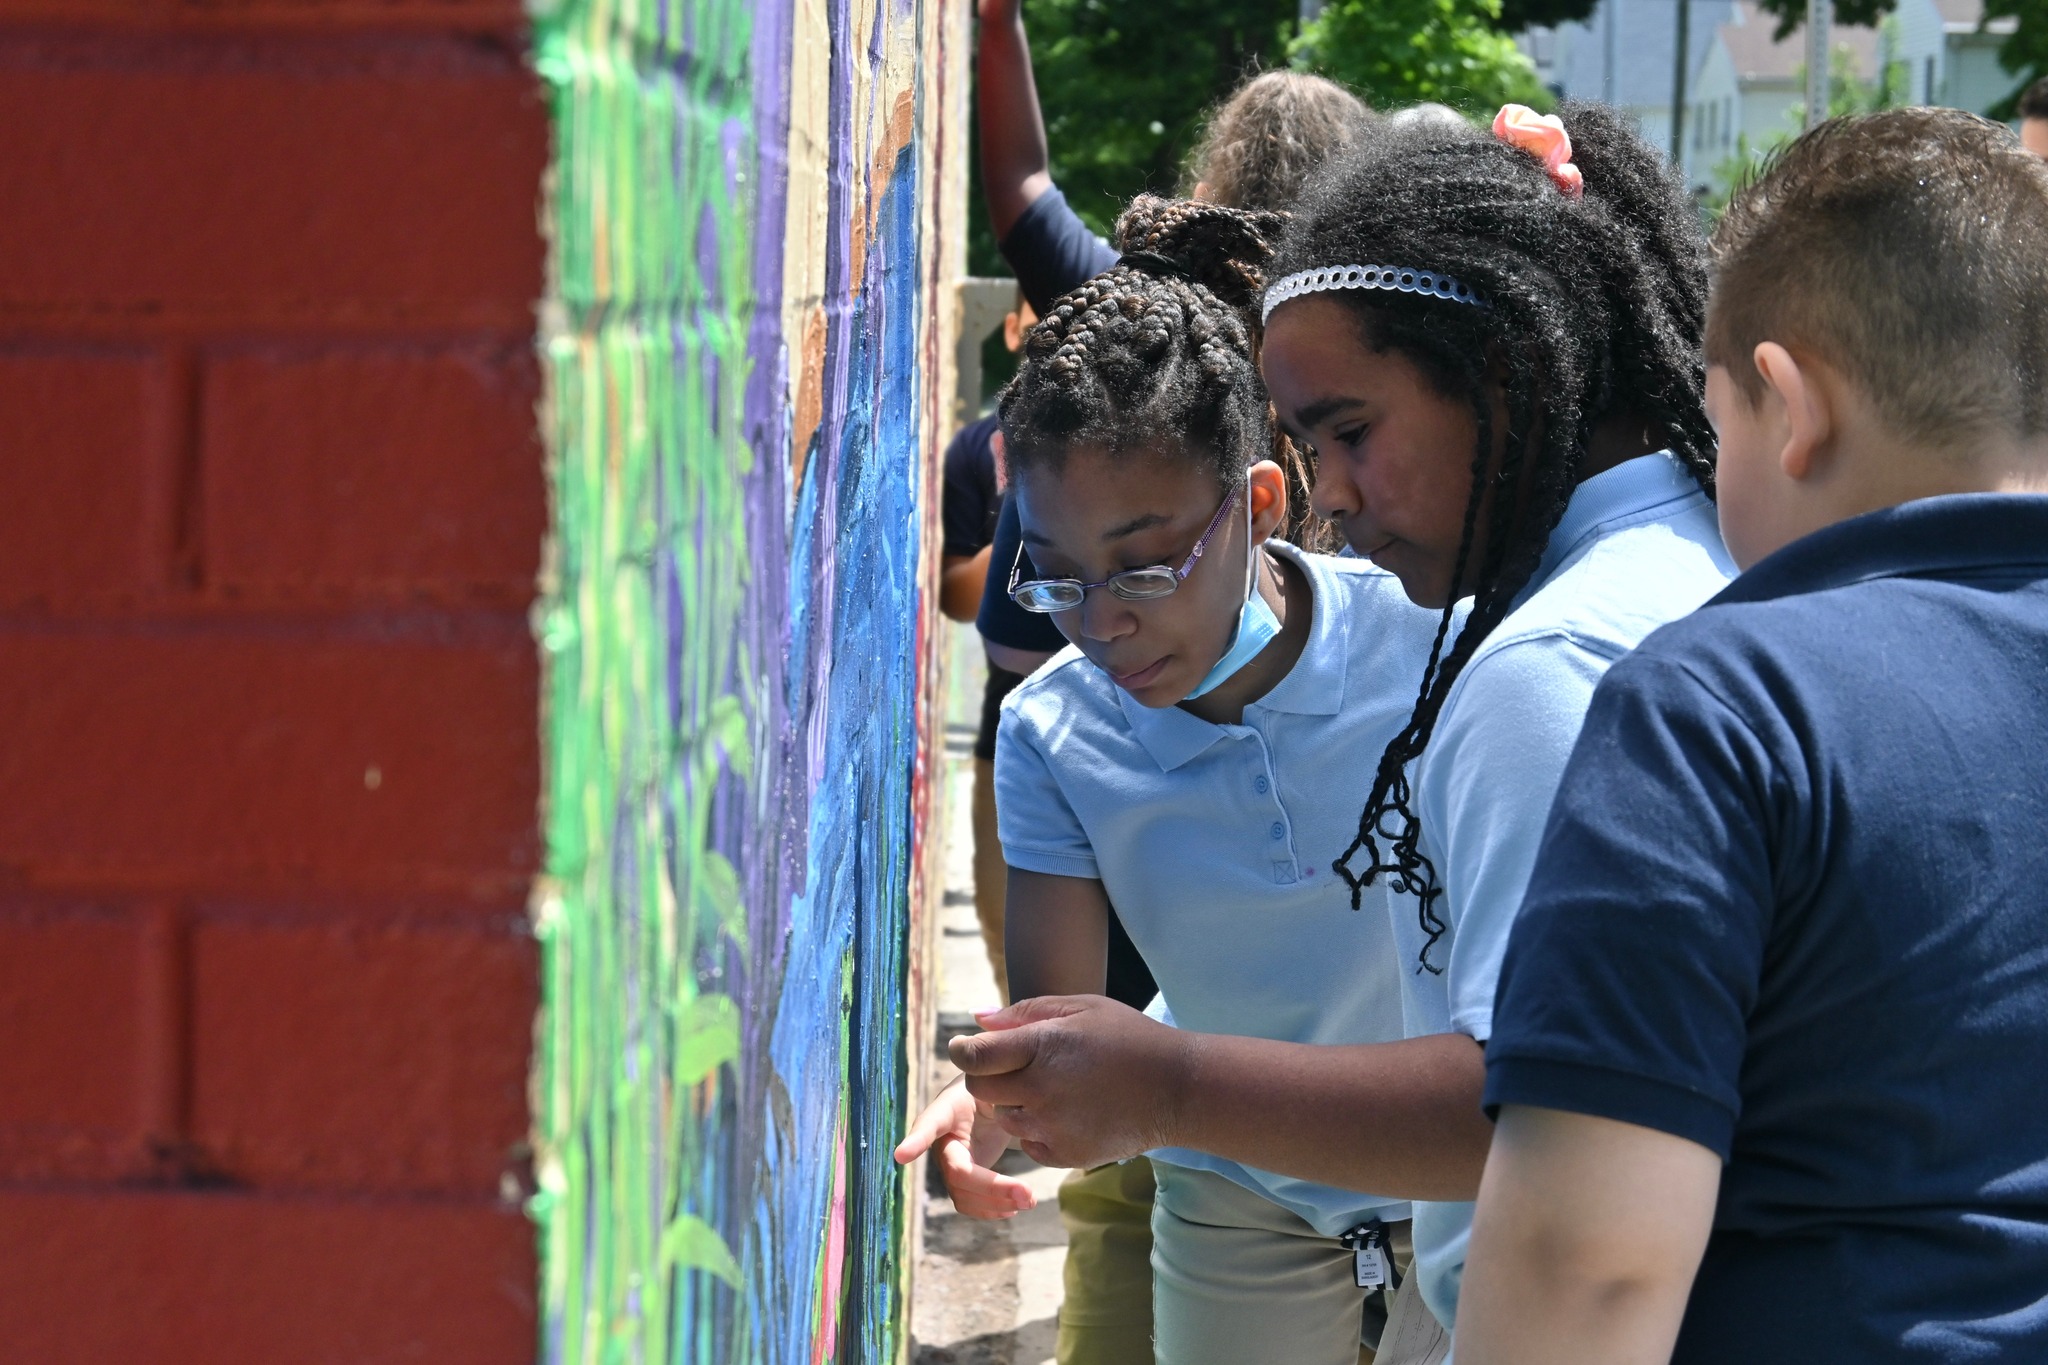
[1251,543,1350,717]
[1714,492,2048,606]
[1114,539,1350,772]
[1525,451,1704,603]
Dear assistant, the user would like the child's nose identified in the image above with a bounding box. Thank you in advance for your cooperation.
[1074,589,1135,643]
[1309,458,1362,524]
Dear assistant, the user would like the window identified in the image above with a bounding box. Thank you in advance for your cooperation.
[1926,56,1937,103]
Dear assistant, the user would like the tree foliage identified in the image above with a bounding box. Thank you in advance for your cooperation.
[1498,0,1601,34]
[1983,0,2048,116]
[1028,0,1300,239]
[1294,0,1550,115]
[1749,0,1896,41]
[1743,0,2043,115]
[968,0,1551,271]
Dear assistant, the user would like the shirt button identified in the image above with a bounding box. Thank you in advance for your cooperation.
[1270,822,1285,841]
[1255,776,1270,794]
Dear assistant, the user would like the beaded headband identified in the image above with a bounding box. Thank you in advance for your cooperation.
[1261,263,1485,323]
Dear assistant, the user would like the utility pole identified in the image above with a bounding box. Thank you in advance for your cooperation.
[1671,0,1691,175]
[1805,0,1833,128]
[1604,0,1619,105]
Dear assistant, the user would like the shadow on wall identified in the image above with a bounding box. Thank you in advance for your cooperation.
[531,0,967,1362]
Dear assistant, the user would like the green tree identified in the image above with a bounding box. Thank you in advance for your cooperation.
[1498,0,1600,36]
[1295,0,1550,113]
[1752,0,2042,116]
[1749,0,1893,41]
[973,0,1551,265]
[1699,28,1907,217]
[1024,0,1300,242]
[1982,0,2048,115]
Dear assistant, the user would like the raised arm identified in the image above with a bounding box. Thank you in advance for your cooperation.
[977,0,1054,240]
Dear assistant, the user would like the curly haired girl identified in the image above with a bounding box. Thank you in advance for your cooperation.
[899,193,1453,1365]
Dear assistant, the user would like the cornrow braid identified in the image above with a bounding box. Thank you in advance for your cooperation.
[1000,195,1335,551]
[1269,102,1716,972]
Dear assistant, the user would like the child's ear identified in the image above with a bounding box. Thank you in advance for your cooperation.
[1247,460,1288,540]
[1754,342,1830,483]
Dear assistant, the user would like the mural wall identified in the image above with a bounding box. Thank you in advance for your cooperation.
[530,0,966,1361]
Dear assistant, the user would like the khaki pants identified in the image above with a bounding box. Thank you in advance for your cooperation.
[970,756,1009,1002]
[1057,1159,1157,1365]
[1150,1163,1419,1365]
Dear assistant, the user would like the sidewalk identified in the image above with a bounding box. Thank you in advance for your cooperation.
[912,629,1070,1365]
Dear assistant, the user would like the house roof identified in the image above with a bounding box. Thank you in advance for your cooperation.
[1714,0,1880,81]
[1933,0,2017,35]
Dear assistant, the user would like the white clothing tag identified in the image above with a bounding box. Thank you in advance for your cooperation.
[1372,1274,1451,1365]
[1353,1240,1388,1290]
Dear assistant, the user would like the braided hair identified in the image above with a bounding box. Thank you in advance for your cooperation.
[1268,102,1715,971]
[999,195,1331,548]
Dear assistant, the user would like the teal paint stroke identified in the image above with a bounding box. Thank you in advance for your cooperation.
[530,0,943,1361]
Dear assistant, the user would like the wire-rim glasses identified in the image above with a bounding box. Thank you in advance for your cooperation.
[1007,482,1243,614]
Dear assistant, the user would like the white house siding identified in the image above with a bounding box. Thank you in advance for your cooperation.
[1541,0,1739,155]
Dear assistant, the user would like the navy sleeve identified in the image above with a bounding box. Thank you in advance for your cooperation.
[999,186,1119,317]
[976,493,1069,653]
[941,415,1001,559]
[1484,650,1786,1160]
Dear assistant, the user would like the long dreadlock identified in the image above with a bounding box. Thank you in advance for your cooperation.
[1267,102,1716,971]
[999,195,1334,550]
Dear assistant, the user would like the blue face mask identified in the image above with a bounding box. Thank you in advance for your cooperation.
[1184,489,1281,700]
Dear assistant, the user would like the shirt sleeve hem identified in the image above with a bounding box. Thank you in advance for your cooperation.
[1000,846,1100,881]
[1483,1055,1735,1159]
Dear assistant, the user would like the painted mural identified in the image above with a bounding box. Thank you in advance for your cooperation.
[529,0,966,1361]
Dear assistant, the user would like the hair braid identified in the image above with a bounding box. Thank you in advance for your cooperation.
[1001,195,1336,550]
[1273,103,1716,969]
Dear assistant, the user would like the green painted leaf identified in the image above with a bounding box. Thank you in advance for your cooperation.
[696,850,749,950]
[658,1213,743,1290]
[674,993,740,1087]
[707,694,753,785]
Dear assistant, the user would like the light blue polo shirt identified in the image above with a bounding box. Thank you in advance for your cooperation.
[996,541,1447,1236]
[1388,452,1737,1332]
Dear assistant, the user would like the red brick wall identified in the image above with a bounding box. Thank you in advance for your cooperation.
[0,2,547,1359]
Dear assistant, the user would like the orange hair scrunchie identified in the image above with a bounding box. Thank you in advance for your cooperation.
[1493,104,1584,198]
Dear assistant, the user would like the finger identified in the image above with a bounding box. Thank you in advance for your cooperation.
[961,1070,1032,1109]
[936,1138,1039,1210]
[951,1191,1022,1221]
[973,993,1100,1031]
[936,1135,1035,1201]
[894,1100,961,1165]
[1020,1138,1059,1167]
[951,1021,1054,1076]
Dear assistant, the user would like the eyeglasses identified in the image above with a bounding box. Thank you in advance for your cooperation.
[1007,482,1242,614]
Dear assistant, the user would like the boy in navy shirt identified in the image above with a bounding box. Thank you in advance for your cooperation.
[1459,108,2048,1364]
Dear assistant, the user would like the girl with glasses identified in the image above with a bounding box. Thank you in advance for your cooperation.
[898,195,1453,1365]
[934,105,1737,1359]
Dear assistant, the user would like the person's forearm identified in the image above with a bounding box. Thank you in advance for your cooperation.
[1166,1031,1494,1200]
[976,0,1053,239]
[941,547,992,621]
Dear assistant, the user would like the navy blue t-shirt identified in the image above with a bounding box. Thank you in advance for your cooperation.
[1486,493,2048,1362]
[942,413,1004,560]
[976,488,1067,656]
[1000,185,1118,318]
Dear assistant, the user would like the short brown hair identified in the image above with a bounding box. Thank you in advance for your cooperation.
[2019,74,2048,122]
[1708,107,2048,446]
[1186,72,1377,213]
